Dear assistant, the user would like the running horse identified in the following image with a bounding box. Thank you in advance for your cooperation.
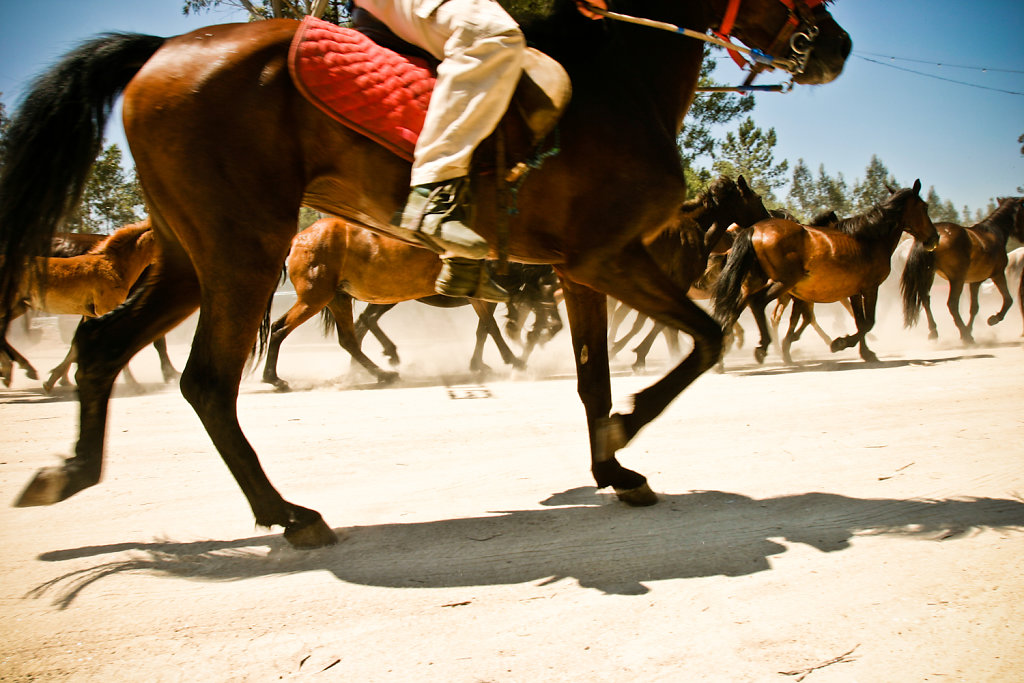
[262,215,560,390]
[900,196,1024,344]
[0,0,851,547]
[713,181,938,364]
[0,223,162,390]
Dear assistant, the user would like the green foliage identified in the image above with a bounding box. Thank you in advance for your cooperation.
[678,57,755,168]
[183,0,348,22]
[65,145,146,234]
[786,159,850,221]
[711,117,788,208]
[0,97,10,172]
[925,186,958,223]
[850,155,898,214]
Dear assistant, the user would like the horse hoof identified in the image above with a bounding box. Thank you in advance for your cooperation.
[754,347,767,364]
[987,315,1001,326]
[615,482,658,507]
[927,331,938,341]
[26,368,39,380]
[283,517,340,549]
[376,371,400,385]
[271,380,291,393]
[14,467,69,507]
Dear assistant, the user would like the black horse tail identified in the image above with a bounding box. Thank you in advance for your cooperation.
[0,32,166,317]
[712,227,757,325]
[319,306,338,340]
[900,239,937,328]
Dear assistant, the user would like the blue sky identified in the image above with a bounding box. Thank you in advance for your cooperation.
[1,0,1021,213]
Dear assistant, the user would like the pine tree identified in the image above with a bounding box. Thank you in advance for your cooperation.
[712,117,789,207]
[851,155,898,214]
[677,55,755,196]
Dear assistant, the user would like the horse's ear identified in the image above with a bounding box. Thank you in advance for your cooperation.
[884,182,896,194]
[737,175,749,191]
[912,178,921,195]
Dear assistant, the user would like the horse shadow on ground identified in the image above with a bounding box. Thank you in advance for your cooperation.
[731,353,992,377]
[29,487,1024,608]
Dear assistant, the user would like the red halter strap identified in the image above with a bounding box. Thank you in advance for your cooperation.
[714,0,822,73]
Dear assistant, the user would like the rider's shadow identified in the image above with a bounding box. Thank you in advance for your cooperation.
[31,487,1024,607]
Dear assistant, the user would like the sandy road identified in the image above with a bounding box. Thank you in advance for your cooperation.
[1,300,1022,681]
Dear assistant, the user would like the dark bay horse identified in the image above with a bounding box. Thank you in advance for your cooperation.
[352,263,563,375]
[0,0,850,547]
[900,196,1024,344]
[713,181,938,364]
[609,175,772,371]
[261,215,560,389]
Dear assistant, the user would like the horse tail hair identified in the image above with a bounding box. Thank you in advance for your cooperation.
[900,239,936,328]
[712,227,756,325]
[0,32,166,320]
[247,290,276,368]
[319,305,338,340]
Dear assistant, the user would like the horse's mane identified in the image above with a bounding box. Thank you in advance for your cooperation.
[834,189,911,240]
[85,222,151,258]
[975,196,1023,237]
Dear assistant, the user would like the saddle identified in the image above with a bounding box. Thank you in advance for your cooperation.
[288,15,571,165]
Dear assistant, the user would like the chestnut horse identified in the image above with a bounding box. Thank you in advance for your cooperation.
[261,216,560,390]
[900,196,1024,344]
[713,181,938,364]
[0,1,850,547]
[0,223,158,389]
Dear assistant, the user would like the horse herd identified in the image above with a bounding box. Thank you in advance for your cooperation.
[4,177,1021,394]
[0,1,1019,548]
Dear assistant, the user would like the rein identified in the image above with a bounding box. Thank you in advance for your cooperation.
[586,0,824,90]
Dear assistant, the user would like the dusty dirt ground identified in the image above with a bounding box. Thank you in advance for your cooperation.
[1,288,1022,682]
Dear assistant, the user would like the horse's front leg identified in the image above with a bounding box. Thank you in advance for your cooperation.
[851,290,880,363]
[562,243,724,506]
[557,276,655,506]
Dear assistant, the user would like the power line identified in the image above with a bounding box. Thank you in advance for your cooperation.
[854,50,1024,75]
[855,55,1024,96]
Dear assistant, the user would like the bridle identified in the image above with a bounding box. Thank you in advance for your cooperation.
[585,0,827,81]
[714,0,827,83]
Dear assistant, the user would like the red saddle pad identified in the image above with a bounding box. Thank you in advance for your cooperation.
[288,16,434,160]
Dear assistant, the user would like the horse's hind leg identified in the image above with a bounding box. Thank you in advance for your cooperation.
[984,272,1013,327]
[326,294,399,385]
[470,298,525,372]
[945,280,973,344]
[15,257,200,507]
[153,336,180,382]
[0,336,38,383]
[355,304,400,366]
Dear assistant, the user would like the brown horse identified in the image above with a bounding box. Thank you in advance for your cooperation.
[713,181,938,364]
[262,216,559,390]
[45,229,179,391]
[0,1,850,547]
[608,175,772,371]
[900,196,1024,344]
[0,223,159,389]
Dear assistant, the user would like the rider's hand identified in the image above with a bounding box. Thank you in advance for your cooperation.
[575,0,607,20]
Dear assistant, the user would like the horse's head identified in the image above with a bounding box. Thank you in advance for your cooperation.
[708,175,771,229]
[722,0,851,85]
[890,179,939,251]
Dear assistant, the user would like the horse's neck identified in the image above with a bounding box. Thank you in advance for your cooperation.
[556,8,707,136]
[974,202,1018,244]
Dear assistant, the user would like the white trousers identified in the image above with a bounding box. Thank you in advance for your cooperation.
[355,0,526,185]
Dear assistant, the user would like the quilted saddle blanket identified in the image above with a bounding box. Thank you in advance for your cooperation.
[288,16,434,161]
